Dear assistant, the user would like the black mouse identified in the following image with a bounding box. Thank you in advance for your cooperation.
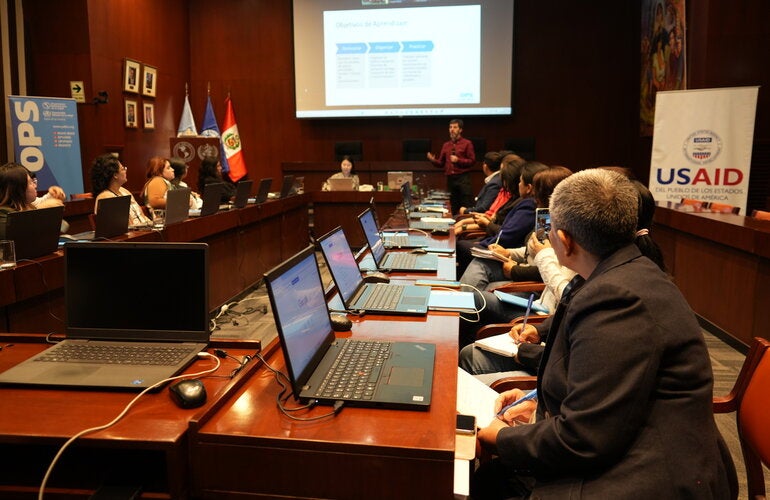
[411,248,427,254]
[362,271,390,284]
[169,378,207,409]
[431,228,450,236]
[330,313,353,332]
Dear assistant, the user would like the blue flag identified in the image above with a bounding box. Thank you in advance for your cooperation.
[200,95,230,173]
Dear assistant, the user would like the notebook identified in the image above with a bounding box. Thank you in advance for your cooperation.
[165,187,191,226]
[264,245,434,409]
[233,179,253,208]
[250,178,272,204]
[327,177,356,191]
[318,227,430,315]
[357,208,438,273]
[189,182,225,217]
[359,206,428,249]
[0,242,210,389]
[5,205,64,259]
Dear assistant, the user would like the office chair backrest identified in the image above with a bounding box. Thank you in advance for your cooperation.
[714,336,770,499]
[708,202,739,214]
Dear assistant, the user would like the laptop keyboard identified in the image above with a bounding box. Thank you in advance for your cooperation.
[384,253,417,269]
[35,343,199,366]
[384,234,410,247]
[362,283,405,310]
[315,340,392,400]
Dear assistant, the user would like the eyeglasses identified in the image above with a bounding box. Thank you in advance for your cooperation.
[31,177,38,185]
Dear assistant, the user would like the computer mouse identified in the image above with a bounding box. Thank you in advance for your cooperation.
[169,378,207,409]
[411,248,427,254]
[330,313,353,332]
[431,228,450,236]
[362,271,390,284]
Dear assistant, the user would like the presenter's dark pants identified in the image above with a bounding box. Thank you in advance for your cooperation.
[447,171,473,215]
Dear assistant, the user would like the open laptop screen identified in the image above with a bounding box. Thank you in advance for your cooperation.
[317,227,365,306]
[65,242,209,342]
[400,181,413,212]
[264,247,332,392]
[358,209,386,265]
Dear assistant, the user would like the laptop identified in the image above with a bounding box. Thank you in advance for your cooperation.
[165,187,191,226]
[357,208,438,273]
[0,242,210,389]
[5,205,64,259]
[360,206,428,249]
[400,182,445,219]
[189,183,225,217]
[250,177,272,204]
[233,179,253,208]
[327,177,356,191]
[264,245,434,409]
[279,175,295,198]
[66,196,131,241]
[317,226,430,315]
[387,171,413,190]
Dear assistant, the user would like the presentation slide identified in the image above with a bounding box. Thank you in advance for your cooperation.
[293,0,513,119]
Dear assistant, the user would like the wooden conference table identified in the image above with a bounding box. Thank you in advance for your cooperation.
[0,203,461,498]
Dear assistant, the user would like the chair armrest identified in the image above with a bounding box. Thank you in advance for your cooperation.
[712,396,738,414]
[490,376,537,393]
[489,281,546,293]
[475,323,515,340]
[457,230,486,240]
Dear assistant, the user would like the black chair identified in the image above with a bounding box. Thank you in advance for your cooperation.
[504,137,536,161]
[334,141,363,161]
[402,138,431,161]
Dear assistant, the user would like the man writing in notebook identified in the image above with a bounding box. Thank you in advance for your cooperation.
[427,118,475,215]
[472,169,733,499]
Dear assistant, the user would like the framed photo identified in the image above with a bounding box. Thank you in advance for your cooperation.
[124,98,138,128]
[123,58,141,93]
[142,64,157,97]
[143,102,155,130]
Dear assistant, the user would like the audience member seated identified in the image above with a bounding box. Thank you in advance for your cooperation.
[90,154,152,228]
[457,151,502,215]
[0,162,38,239]
[460,166,573,290]
[322,155,360,191]
[198,155,236,203]
[471,168,734,499]
[169,157,202,209]
[143,156,176,209]
[28,171,65,208]
[456,161,548,278]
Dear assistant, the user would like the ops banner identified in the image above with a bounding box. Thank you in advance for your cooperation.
[8,95,84,197]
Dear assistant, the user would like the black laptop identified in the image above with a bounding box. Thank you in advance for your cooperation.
[233,179,253,208]
[67,196,131,241]
[360,206,428,249]
[357,208,438,273]
[5,205,64,259]
[279,175,295,198]
[250,178,272,204]
[0,242,210,389]
[165,187,191,226]
[318,226,430,315]
[264,245,434,410]
[190,183,225,217]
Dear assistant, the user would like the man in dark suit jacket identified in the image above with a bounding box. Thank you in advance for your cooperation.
[457,151,502,216]
[474,169,734,499]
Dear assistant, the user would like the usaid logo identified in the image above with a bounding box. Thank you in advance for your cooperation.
[683,130,722,165]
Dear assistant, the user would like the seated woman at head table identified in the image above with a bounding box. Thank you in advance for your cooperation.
[197,155,237,203]
[90,154,152,228]
[142,156,176,209]
[169,157,202,209]
[0,162,40,239]
[322,155,360,191]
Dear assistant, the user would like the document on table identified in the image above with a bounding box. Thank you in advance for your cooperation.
[457,367,499,428]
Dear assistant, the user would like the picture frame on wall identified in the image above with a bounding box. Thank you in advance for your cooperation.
[143,102,155,130]
[123,58,141,93]
[125,98,138,128]
[142,64,157,97]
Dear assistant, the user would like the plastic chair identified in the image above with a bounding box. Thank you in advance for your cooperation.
[709,202,740,214]
[713,337,770,499]
[751,209,770,221]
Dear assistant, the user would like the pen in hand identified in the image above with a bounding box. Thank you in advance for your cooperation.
[497,389,538,417]
[515,293,535,345]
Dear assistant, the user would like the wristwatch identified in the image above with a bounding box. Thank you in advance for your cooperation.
[462,224,467,231]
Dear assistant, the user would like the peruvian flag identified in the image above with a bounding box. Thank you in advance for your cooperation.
[221,95,247,182]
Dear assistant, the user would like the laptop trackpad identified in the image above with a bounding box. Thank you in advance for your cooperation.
[37,364,100,381]
[386,367,423,387]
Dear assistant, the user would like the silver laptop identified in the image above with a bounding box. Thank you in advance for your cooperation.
[0,242,210,389]
[165,187,191,226]
[328,177,356,191]
[387,171,413,190]
[317,227,430,315]
[264,245,434,410]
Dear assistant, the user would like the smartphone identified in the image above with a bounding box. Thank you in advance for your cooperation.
[456,414,477,435]
[535,208,551,242]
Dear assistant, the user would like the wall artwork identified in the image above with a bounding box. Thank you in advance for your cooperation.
[123,58,141,93]
[142,64,157,97]
[125,98,138,128]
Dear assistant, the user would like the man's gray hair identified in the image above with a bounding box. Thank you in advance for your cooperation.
[550,169,638,258]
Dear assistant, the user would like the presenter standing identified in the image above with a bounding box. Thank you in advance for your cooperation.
[427,118,475,215]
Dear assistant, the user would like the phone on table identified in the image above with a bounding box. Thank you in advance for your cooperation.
[535,208,550,242]
[456,414,477,435]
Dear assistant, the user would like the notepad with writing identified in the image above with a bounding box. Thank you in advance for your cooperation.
[474,333,519,357]
[493,290,550,313]
[428,290,476,312]
[470,247,508,263]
